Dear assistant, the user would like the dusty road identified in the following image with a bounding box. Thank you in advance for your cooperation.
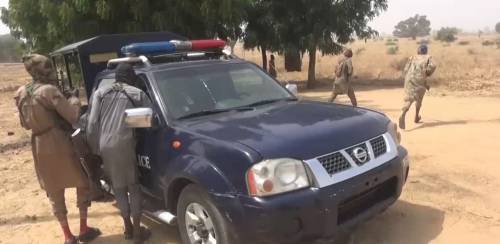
[1,84,500,244]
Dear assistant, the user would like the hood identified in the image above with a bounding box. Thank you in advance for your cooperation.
[178,100,389,160]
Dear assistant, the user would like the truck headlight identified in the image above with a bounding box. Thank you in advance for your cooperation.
[246,158,310,197]
[387,121,401,144]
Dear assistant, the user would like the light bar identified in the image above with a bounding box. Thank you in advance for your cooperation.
[121,39,226,56]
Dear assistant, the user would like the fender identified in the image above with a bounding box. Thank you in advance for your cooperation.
[162,153,236,212]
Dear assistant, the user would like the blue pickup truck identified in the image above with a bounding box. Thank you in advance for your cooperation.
[52,34,409,244]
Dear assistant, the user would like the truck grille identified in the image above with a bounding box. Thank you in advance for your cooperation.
[370,136,387,158]
[318,152,351,175]
[346,143,370,166]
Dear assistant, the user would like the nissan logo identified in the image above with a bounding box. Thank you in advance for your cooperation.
[353,147,368,163]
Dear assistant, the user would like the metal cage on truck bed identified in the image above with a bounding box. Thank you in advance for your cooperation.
[49,32,186,102]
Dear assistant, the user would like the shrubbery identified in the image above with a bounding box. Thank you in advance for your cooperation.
[436,27,458,43]
[482,40,495,46]
[386,46,399,55]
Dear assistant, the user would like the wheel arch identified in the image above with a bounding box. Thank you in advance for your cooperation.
[163,155,236,214]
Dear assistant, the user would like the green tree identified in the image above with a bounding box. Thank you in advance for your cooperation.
[0,34,23,62]
[1,0,248,53]
[266,0,387,88]
[393,15,431,40]
[243,0,278,71]
[436,27,459,43]
[496,22,500,33]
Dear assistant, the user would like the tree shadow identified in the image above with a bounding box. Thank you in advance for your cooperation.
[82,200,445,244]
[90,215,180,244]
[336,200,445,244]
[407,118,500,132]
[141,216,181,243]
[0,210,120,227]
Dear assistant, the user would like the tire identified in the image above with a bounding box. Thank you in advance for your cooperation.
[177,184,234,244]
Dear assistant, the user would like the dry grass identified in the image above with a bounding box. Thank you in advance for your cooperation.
[0,63,30,92]
[233,34,500,90]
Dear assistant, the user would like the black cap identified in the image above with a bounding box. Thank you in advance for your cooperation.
[115,63,137,85]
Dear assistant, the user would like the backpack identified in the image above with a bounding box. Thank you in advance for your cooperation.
[17,82,73,133]
[17,82,41,130]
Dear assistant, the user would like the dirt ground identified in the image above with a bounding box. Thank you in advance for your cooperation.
[1,67,500,243]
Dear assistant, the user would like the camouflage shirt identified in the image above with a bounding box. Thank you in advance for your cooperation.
[403,55,436,94]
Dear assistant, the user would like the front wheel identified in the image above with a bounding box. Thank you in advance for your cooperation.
[177,185,233,244]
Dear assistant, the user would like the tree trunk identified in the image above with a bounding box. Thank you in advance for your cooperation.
[261,46,267,71]
[307,47,317,89]
[284,49,302,72]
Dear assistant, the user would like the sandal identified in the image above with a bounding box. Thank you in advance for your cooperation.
[78,227,102,243]
[124,229,133,240]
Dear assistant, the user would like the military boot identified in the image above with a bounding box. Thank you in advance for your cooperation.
[399,114,406,130]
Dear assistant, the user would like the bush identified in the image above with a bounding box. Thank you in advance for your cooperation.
[385,40,397,46]
[436,27,458,43]
[417,39,430,45]
[482,40,495,46]
[390,57,408,71]
[386,46,399,55]
[458,40,470,45]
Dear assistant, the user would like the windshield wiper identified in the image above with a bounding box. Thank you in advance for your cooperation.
[244,97,298,107]
[177,107,255,120]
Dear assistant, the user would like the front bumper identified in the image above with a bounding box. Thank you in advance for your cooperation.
[212,146,409,244]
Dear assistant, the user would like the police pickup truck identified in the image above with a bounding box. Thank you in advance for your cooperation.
[51,33,409,244]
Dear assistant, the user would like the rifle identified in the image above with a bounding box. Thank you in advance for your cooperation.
[71,128,109,201]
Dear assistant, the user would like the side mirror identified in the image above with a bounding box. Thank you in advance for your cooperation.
[285,83,298,96]
[125,108,153,128]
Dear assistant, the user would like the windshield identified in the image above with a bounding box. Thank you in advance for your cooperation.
[154,63,294,119]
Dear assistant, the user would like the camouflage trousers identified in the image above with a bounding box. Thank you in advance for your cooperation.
[402,88,426,112]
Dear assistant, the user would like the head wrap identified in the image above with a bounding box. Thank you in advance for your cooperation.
[343,48,353,58]
[418,44,428,55]
[115,63,137,86]
[22,54,57,83]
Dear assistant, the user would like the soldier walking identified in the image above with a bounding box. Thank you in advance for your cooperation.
[399,44,437,129]
[87,63,152,244]
[329,48,357,106]
[15,54,101,244]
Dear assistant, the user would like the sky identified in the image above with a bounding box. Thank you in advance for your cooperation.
[0,0,8,35]
[0,0,499,35]
[371,0,500,34]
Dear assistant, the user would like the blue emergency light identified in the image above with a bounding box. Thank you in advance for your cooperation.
[121,39,226,56]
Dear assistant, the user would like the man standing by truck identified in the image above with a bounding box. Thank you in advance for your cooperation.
[87,63,151,244]
[15,54,101,244]
[399,44,437,129]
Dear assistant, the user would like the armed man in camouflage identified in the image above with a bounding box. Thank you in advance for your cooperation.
[329,48,357,106]
[398,45,437,129]
[15,54,101,244]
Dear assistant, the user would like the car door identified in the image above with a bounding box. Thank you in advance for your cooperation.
[134,74,175,198]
